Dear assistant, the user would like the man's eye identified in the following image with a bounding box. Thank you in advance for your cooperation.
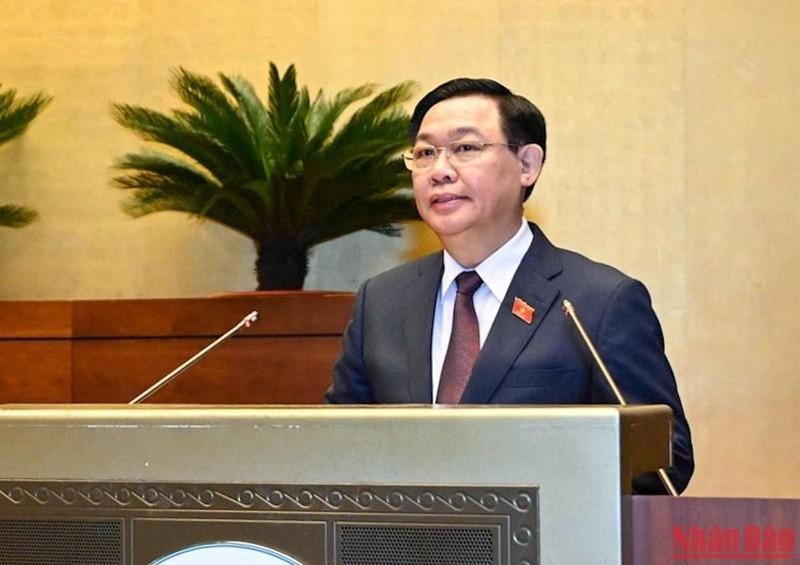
[453,142,482,154]
[413,147,436,159]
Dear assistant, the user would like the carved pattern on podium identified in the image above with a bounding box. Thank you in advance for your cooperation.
[0,481,538,564]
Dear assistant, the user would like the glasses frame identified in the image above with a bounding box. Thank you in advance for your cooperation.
[402,141,520,171]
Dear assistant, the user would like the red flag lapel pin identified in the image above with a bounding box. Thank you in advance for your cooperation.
[512,297,535,324]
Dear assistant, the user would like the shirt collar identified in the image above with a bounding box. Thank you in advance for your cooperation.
[441,219,533,300]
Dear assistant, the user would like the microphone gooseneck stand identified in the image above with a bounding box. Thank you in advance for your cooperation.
[561,299,678,496]
[128,310,259,405]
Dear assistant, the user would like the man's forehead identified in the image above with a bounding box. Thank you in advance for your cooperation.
[415,95,502,141]
[416,126,482,142]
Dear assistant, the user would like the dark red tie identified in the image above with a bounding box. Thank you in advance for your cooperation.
[437,270,483,404]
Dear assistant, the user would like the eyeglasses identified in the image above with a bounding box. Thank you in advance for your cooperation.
[402,141,520,171]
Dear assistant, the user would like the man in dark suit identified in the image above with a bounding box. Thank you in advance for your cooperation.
[325,78,693,494]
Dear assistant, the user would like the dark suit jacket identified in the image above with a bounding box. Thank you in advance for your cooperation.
[326,223,694,493]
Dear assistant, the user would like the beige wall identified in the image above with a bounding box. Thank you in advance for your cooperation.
[1,0,798,497]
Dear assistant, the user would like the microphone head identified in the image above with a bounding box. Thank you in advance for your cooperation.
[244,310,259,328]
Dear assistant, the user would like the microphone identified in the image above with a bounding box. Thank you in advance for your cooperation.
[128,310,259,405]
[561,299,678,496]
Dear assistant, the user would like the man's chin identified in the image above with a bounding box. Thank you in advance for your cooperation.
[429,221,475,244]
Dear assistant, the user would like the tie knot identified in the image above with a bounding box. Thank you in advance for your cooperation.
[455,270,483,296]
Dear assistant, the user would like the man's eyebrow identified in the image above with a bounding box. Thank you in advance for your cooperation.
[416,126,483,142]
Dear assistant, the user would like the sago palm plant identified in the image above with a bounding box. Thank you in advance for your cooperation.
[111,63,420,290]
[0,84,51,228]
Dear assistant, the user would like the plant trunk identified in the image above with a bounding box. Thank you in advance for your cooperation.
[254,239,310,290]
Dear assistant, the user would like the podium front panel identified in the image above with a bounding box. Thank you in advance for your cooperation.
[0,404,671,564]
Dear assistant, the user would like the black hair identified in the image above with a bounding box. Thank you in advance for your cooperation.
[408,78,546,199]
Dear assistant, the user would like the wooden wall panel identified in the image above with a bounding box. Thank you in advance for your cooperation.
[72,336,341,404]
[0,301,72,338]
[0,341,72,402]
[0,301,73,402]
[0,294,354,404]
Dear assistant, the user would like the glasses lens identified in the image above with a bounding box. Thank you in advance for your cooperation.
[408,146,436,169]
[449,141,484,163]
[406,142,495,169]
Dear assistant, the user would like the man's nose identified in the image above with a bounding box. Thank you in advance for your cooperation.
[429,148,457,184]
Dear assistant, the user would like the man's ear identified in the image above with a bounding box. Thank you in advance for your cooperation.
[518,143,544,187]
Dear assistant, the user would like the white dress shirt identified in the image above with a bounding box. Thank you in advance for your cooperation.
[431,220,533,401]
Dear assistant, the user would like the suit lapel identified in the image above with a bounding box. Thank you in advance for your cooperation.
[461,224,564,403]
[403,253,443,403]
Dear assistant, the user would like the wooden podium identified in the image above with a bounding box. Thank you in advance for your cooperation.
[0,404,673,564]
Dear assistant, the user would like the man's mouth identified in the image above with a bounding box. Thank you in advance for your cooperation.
[431,193,467,205]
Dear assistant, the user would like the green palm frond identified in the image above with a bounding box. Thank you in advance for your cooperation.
[1,84,50,229]
[218,74,271,174]
[323,82,415,166]
[0,84,52,146]
[305,84,375,154]
[110,104,241,183]
[171,68,265,178]
[111,62,420,288]
[267,63,299,135]
[308,192,420,245]
[113,150,219,188]
[0,204,38,228]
